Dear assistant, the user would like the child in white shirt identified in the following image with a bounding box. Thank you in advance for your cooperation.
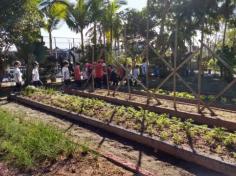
[13,61,23,92]
[32,61,42,87]
[62,60,70,85]
[141,58,148,85]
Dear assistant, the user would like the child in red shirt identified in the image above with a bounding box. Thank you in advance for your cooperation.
[74,62,81,87]
[94,60,104,88]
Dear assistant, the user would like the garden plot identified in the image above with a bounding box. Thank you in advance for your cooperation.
[64,88,236,131]
[13,87,236,176]
[1,101,224,176]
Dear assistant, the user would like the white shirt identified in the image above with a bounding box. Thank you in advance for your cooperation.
[62,67,70,80]
[32,68,40,82]
[141,63,147,75]
[82,71,88,80]
[133,68,140,79]
[14,67,23,83]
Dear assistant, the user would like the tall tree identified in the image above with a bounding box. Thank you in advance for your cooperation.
[218,0,236,47]
[0,0,43,81]
[66,0,90,57]
[39,0,69,53]
[88,0,103,48]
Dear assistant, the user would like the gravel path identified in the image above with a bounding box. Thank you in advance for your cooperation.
[0,101,224,176]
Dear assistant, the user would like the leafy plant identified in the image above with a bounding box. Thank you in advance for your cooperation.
[173,134,184,145]
[224,134,236,147]
[160,131,169,141]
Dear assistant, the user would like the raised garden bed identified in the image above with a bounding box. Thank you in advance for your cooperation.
[105,86,236,112]
[64,88,236,131]
[9,87,236,176]
[133,88,236,112]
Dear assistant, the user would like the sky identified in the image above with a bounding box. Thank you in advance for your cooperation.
[41,0,147,49]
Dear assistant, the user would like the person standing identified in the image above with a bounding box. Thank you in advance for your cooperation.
[117,65,125,85]
[126,64,132,86]
[32,61,42,87]
[94,60,103,88]
[110,66,118,86]
[141,58,147,85]
[133,65,140,86]
[102,62,108,88]
[74,62,81,87]
[13,61,23,92]
[62,60,71,86]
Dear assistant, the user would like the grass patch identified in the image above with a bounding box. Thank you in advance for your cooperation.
[0,108,76,171]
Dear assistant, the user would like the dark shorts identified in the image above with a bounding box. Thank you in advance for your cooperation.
[33,81,43,87]
[64,79,71,85]
[14,82,22,92]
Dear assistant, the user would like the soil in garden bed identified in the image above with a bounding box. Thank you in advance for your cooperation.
[1,101,224,176]
[21,88,236,166]
[82,88,236,123]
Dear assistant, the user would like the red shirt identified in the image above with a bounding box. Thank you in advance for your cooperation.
[95,63,104,78]
[74,66,81,81]
[118,67,125,78]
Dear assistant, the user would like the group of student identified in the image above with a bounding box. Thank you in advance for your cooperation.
[13,61,42,92]
[61,58,149,89]
[12,57,149,92]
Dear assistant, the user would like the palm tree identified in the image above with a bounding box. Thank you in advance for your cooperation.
[219,0,235,47]
[88,0,103,48]
[101,0,126,50]
[66,0,90,57]
[113,13,122,50]
[39,0,69,53]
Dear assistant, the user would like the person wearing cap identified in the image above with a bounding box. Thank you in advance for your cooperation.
[74,62,81,87]
[62,60,71,85]
[32,61,42,87]
[13,61,23,92]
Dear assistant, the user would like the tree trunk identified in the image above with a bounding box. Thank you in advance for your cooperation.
[80,29,84,57]
[110,27,113,51]
[0,58,4,82]
[49,29,53,54]
[117,37,120,53]
[159,0,170,53]
[222,20,228,47]
[94,22,97,58]
[25,54,33,85]
[146,0,150,89]
[114,39,117,50]
[98,26,103,45]
[103,31,106,47]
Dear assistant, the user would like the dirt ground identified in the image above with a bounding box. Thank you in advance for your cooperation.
[0,155,132,176]
[41,154,133,176]
[0,101,224,176]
